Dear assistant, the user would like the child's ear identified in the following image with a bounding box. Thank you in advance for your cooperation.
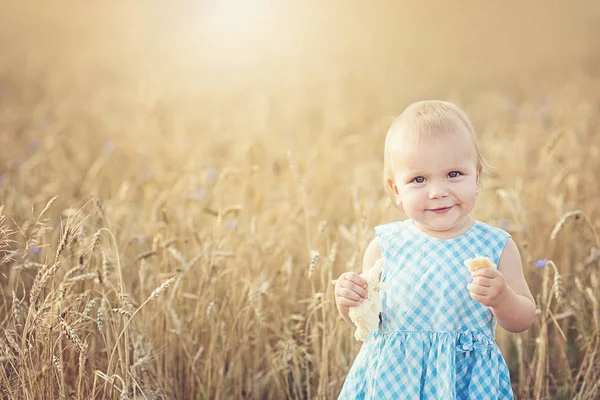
[387,178,399,195]
[387,179,403,209]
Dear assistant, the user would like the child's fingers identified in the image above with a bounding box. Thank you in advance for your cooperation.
[335,272,368,299]
[467,283,490,296]
[339,278,368,299]
[473,276,494,287]
[344,278,368,298]
[337,297,361,308]
[342,272,368,289]
[338,288,363,302]
[469,292,488,304]
[473,268,501,279]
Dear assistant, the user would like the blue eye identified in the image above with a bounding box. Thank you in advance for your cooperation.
[448,171,462,178]
[412,176,426,184]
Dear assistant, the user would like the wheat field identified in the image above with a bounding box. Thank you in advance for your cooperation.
[1,1,600,399]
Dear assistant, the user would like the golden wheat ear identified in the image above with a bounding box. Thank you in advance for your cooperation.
[464,256,495,274]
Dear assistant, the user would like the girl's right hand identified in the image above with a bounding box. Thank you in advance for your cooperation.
[334,272,369,309]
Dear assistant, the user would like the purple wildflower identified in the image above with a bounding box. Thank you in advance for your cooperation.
[179,138,190,149]
[102,139,116,154]
[30,246,42,255]
[39,116,52,128]
[0,88,9,102]
[29,140,41,152]
[226,220,239,230]
[132,235,147,244]
[193,188,207,199]
[535,259,548,268]
[206,168,217,183]
[503,97,518,112]
[141,165,154,179]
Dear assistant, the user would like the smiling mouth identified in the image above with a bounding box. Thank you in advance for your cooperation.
[429,206,453,214]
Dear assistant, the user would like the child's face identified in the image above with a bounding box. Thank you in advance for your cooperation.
[387,131,480,235]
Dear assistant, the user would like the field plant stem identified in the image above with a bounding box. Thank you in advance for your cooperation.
[534,262,550,400]
[95,228,129,392]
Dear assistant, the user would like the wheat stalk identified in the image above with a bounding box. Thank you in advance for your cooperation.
[64,264,86,279]
[77,346,87,395]
[547,260,565,307]
[96,307,104,331]
[327,242,338,269]
[29,261,62,306]
[106,275,179,376]
[54,228,72,265]
[69,273,97,282]
[169,306,181,335]
[550,210,600,245]
[56,314,86,353]
[149,277,177,300]
[206,301,215,317]
[111,308,132,318]
[534,262,550,400]
[52,355,63,374]
[101,250,112,285]
[308,250,319,278]
[134,250,157,262]
[191,346,204,372]
[14,261,44,271]
[74,290,91,304]
[585,288,599,330]
[83,298,97,317]
[11,292,23,326]
[90,230,102,252]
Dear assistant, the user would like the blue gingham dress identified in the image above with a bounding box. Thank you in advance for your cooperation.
[338,219,514,399]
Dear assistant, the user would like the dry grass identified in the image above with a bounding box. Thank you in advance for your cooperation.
[1,1,600,399]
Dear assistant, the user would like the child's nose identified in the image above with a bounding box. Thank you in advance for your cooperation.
[428,182,449,199]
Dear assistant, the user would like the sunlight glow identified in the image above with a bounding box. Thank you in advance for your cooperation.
[204,1,276,47]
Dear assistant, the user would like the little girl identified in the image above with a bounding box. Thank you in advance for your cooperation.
[334,100,535,399]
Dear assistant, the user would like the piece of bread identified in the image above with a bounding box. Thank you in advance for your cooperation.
[464,256,495,274]
[348,258,388,342]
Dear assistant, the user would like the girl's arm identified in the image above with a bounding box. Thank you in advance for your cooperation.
[468,238,536,333]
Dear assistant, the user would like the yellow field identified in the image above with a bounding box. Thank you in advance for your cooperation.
[1,1,600,399]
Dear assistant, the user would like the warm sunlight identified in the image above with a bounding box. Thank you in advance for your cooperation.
[202,1,278,50]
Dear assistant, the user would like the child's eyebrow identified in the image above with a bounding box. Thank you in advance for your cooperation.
[403,165,470,177]
[444,165,471,172]
[403,169,427,177]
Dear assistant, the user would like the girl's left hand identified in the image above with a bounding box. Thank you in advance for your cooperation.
[467,268,509,307]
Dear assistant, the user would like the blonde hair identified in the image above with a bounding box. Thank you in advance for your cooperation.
[383,100,487,208]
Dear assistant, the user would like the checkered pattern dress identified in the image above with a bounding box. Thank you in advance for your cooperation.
[338,219,514,399]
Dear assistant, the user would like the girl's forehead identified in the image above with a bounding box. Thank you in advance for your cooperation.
[389,133,477,171]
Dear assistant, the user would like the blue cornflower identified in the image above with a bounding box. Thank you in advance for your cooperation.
[535,259,548,268]
[30,246,42,255]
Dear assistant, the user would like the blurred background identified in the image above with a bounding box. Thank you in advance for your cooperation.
[1,1,600,399]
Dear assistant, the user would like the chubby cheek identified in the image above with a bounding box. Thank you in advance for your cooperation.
[399,190,427,214]
[455,183,478,208]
